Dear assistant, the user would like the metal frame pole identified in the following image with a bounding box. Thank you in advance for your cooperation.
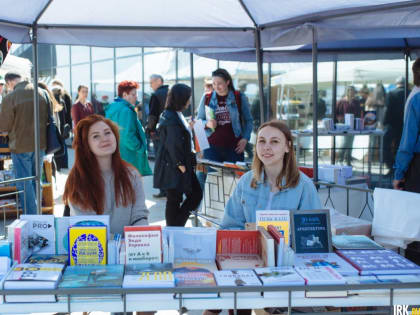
[113,48,117,97]
[32,24,42,214]
[89,46,93,102]
[255,29,265,123]
[312,25,319,183]
[268,62,272,120]
[175,49,179,84]
[69,45,73,98]
[331,60,338,164]
[141,47,146,123]
[405,51,409,100]
[190,52,195,116]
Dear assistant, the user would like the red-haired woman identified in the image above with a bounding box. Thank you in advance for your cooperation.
[63,114,149,235]
[105,80,152,176]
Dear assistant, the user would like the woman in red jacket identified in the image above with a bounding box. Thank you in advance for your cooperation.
[71,85,94,129]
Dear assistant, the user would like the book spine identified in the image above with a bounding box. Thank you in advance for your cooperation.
[336,251,362,275]
[14,227,21,264]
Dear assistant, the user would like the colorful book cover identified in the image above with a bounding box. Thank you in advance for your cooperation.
[0,240,12,258]
[68,226,107,266]
[124,226,162,264]
[55,216,70,255]
[213,269,262,298]
[256,210,290,246]
[294,266,346,285]
[336,249,420,275]
[294,253,359,276]
[216,230,261,255]
[174,263,217,298]
[14,220,31,264]
[291,209,332,254]
[174,259,218,272]
[255,266,305,298]
[5,263,64,284]
[69,215,110,239]
[123,263,174,288]
[21,214,55,255]
[59,264,124,288]
[26,254,68,265]
[332,235,384,250]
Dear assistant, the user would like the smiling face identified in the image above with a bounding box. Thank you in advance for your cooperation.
[87,121,117,158]
[212,76,229,96]
[256,126,290,168]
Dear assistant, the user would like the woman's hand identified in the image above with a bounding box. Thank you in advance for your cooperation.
[189,120,196,129]
[178,165,186,173]
[235,138,248,154]
[393,179,404,190]
[206,119,217,129]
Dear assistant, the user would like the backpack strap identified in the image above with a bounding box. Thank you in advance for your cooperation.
[234,90,243,128]
[204,92,212,106]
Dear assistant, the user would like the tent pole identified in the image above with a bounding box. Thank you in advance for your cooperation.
[190,53,195,116]
[255,29,265,123]
[32,24,42,214]
[175,49,179,84]
[331,60,337,164]
[141,47,145,118]
[405,51,409,100]
[311,25,319,183]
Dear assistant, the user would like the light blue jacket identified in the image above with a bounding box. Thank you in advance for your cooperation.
[222,170,322,229]
[394,92,420,180]
[197,90,253,141]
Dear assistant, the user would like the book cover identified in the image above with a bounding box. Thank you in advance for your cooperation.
[69,215,110,238]
[213,269,262,298]
[14,220,32,264]
[174,259,218,272]
[332,235,384,250]
[336,249,420,275]
[7,219,20,261]
[21,215,55,255]
[216,254,264,270]
[26,254,68,265]
[291,209,332,254]
[256,210,290,246]
[216,230,261,255]
[267,225,285,267]
[294,266,346,285]
[294,253,359,276]
[254,266,305,298]
[55,216,70,255]
[68,226,107,266]
[257,226,275,267]
[59,264,124,288]
[174,264,217,298]
[124,225,162,264]
[0,240,12,258]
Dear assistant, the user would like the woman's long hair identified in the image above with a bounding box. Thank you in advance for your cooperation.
[212,68,235,91]
[63,114,136,214]
[251,120,300,190]
[38,82,63,112]
[165,83,192,111]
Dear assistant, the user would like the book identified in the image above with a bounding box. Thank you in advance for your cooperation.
[332,235,384,250]
[21,215,55,255]
[4,263,65,302]
[69,215,110,239]
[0,240,12,258]
[216,254,264,270]
[14,220,32,264]
[124,226,162,264]
[123,263,174,300]
[267,225,285,267]
[217,230,261,255]
[174,263,218,299]
[7,219,20,261]
[68,226,107,266]
[336,249,420,276]
[256,210,290,246]
[174,259,218,272]
[254,266,305,298]
[294,253,359,276]
[55,216,70,255]
[291,209,332,254]
[294,266,347,298]
[257,226,275,267]
[59,264,124,288]
[213,269,262,298]
[26,254,68,265]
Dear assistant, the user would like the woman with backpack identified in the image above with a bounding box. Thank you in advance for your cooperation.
[196,68,253,190]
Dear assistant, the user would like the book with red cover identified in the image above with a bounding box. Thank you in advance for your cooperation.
[14,220,31,264]
[267,225,285,267]
[124,226,162,264]
[216,230,261,255]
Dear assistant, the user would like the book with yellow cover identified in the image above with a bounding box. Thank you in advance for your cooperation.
[68,226,107,266]
[256,210,290,247]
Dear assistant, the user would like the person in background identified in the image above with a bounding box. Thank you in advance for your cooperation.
[71,85,94,129]
[336,85,362,165]
[0,78,5,103]
[196,68,253,191]
[146,74,169,199]
[63,114,149,235]
[91,93,105,116]
[222,120,321,229]
[365,83,386,126]
[51,79,73,132]
[4,72,21,94]
[383,77,407,176]
[0,78,50,214]
[154,84,202,226]
[105,80,152,176]
[204,78,213,94]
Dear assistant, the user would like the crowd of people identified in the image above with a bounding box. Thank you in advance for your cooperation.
[0,60,419,236]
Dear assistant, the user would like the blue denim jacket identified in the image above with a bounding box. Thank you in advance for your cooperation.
[221,170,322,229]
[197,90,253,141]
[394,92,420,180]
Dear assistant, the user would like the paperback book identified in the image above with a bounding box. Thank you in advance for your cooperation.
[267,225,285,267]
[216,254,264,270]
[68,226,107,266]
[55,217,70,255]
[59,264,124,288]
[124,226,162,264]
[13,220,32,264]
[21,215,55,255]
[213,269,262,298]
[26,254,68,265]
[174,263,218,298]
[332,235,384,250]
[69,215,110,238]
[257,227,275,267]
[256,210,290,246]
[4,263,65,302]
[294,253,359,276]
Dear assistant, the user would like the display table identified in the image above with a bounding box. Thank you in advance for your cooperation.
[1,283,420,314]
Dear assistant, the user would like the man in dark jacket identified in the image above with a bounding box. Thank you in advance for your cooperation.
[383,77,407,175]
[146,74,169,198]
